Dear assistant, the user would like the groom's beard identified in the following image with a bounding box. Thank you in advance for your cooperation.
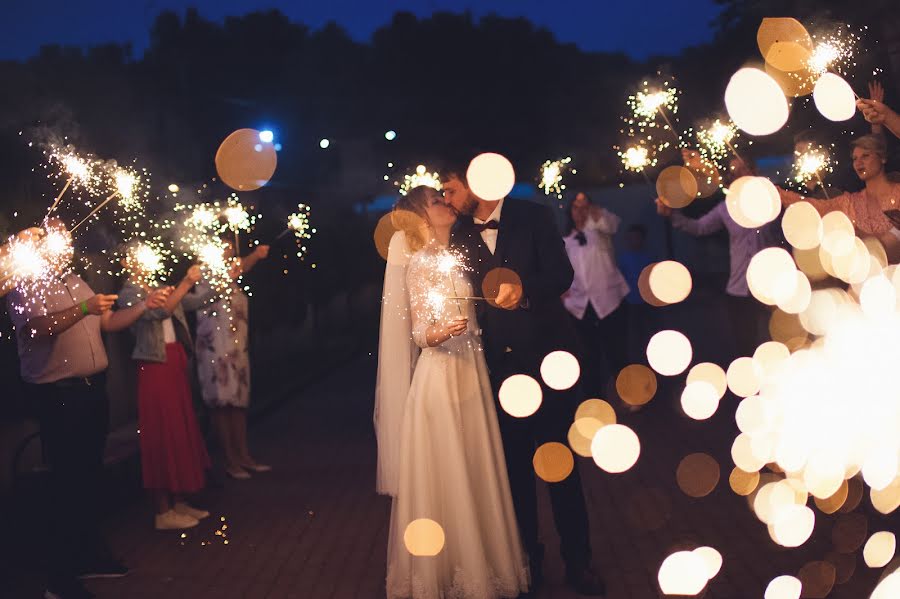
[459,195,479,216]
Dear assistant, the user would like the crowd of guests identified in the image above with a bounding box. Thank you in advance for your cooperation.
[0,225,270,599]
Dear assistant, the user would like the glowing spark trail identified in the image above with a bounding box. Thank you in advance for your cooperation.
[398,165,442,196]
[538,157,575,199]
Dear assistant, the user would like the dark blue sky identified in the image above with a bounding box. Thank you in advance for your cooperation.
[2,0,724,61]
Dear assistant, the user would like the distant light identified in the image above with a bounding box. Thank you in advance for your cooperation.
[274,143,282,152]
[168,184,180,193]
[385,130,397,141]
[387,162,394,168]
[319,138,330,149]
[259,130,274,143]
[253,144,263,152]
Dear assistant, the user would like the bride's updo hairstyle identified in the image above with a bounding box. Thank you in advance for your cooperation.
[392,185,434,253]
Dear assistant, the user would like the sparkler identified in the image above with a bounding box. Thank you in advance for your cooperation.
[273,204,315,260]
[123,241,171,287]
[792,146,835,199]
[397,165,442,196]
[70,167,144,232]
[617,145,655,185]
[0,223,73,295]
[436,250,464,316]
[46,149,97,218]
[627,83,681,143]
[538,157,575,199]
[221,195,257,257]
[695,119,740,165]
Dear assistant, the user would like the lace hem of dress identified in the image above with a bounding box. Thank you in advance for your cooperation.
[387,564,529,599]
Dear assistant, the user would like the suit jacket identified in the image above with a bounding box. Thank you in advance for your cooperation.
[452,199,579,376]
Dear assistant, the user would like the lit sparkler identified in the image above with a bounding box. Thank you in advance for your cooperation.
[619,146,653,172]
[398,165,442,196]
[538,157,575,199]
[807,27,859,78]
[792,145,835,198]
[70,166,146,232]
[123,241,171,287]
[46,149,98,217]
[274,204,315,260]
[695,120,739,165]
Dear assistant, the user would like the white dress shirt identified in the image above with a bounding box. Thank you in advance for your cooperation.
[161,317,177,343]
[563,210,630,320]
[472,199,504,255]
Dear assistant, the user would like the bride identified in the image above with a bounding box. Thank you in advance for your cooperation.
[375,185,529,599]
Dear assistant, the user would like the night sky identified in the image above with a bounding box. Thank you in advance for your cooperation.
[2,0,723,61]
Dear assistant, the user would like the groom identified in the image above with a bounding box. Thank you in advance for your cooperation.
[443,160,605,596]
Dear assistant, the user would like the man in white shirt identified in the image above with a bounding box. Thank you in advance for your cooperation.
[7,254,169,599]
[562,192,630,397]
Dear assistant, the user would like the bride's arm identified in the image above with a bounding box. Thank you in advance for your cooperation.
[407,256,468,348]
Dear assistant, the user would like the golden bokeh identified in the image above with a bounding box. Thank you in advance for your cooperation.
[729,466,761,496]
[747,247,797,306]
[403,518,446,556]
[656,166,699,209]
[732,433,766,473]
[615,364,658,406]
[676,453,721,498]
[782,201,823,250]
[725,68,790,136]
[769,308,809,351]
[764,575,802,599]
[646,330,693,376]
[466,152,515,201]
[687,362,727,399]
[872,572,900,599]
[824,551,856,586]
[735,395,768,435]
[575,399,617,428]
[657,551,710,596]
[689,160,722,199]
[648,261,692,304]
[757,17,813,72]
[638,262,669,307]
[841,477,864,513]
[568,420,601,458]
[540,351,581,391]
[498,374,543,418]
[482,267,523,310]
[813,480,849,515]
[820,211,855,255]
[726,357,761,398]
[870,479,900,515]
[693,546,723,580]
[681,381,721,420]
[771,504,815,547]
[731,176,782,228]
[864,531,897,568]
[765,61,816,98]
[533,442,575,483]
[864,236,889,269]
[793,246,829,282]
[591,424,640,474]
[753,341,790,377]
[778,271,812,314]
[215,128,277,192]
[832,513,868,553]
[374,210,425,261]
[813,73,857,122]
[797,561,836,599]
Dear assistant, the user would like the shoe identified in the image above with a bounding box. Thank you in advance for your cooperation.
[77,556,129,579]
[226,466,251,480]
[44,578,95,599]
[155,509,199,530]
[241,462,272,473]
[174,502,210,520]
[566,566,606,596]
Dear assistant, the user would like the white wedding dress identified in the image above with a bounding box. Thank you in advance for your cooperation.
[385,240,529,599]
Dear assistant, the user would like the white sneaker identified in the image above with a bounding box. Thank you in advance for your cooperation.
[174,502,210,520]
[155,509,199,530]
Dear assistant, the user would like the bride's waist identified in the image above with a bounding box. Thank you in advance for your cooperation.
[423,330,482,352]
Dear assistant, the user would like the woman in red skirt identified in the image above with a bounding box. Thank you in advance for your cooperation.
[118,260,214,530]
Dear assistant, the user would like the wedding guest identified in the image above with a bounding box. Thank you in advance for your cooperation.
[194,242,270,480]
[858,81,899,139]
[562,192,630,395]
[657,156,780,357]
[6,235,169,599]
[118,257,214,531]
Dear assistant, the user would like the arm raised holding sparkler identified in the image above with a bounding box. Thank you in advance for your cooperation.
[858,97,900,141]
[235,244,270,275]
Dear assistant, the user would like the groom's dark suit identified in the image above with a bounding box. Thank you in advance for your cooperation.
[452,198,592,574]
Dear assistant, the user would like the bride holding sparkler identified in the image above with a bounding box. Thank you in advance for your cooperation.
[379,186,528,599]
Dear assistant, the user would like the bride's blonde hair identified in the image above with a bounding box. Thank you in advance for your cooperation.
[392,185,436,253]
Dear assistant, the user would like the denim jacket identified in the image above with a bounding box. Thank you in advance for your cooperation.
[117,281,215,363]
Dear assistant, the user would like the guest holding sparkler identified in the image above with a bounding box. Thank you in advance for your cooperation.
[194,240,270,480]
[657,156,780,357]
[562,192,629,396]
[6,222,170,599]
[118,252,214,531]
[859,94,900,140]
[778,135,900,240]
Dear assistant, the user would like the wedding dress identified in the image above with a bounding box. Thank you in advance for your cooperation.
[385,239,529,599]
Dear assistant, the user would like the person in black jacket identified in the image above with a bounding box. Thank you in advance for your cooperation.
[442,160,605,596]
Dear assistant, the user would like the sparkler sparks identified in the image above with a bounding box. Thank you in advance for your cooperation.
[1,223,73,298]
[398,165,442,196]
[619,77,681,173]
[123,241,171,287]
[695,120,739,165]
[281,204,315,260]
[538,157,575,199]
[807,27,860,78]
[619,146,653,172]
[791,145,835,196]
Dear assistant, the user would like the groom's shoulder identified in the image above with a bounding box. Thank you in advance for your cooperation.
[506,198,551,221]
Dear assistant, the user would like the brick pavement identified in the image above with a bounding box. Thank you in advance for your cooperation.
[9,291,896,599]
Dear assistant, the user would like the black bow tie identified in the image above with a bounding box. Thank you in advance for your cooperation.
[475,220,499,232]
[574,231,587,246]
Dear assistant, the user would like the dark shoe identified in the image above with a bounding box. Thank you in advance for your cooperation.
[566,566,606,596]
[44,578,95,599]
[77,557,129,579]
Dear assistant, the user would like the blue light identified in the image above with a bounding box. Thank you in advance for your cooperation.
[259,130,274,143]
[385,130,397,141]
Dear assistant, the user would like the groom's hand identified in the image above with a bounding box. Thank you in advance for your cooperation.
[494,282,523,310]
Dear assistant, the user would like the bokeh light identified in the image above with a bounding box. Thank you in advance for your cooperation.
[656,166,698,209]
[533,442,575,483]
[616,364,658,406]
[647,330,693,376]
[649,261,692,304]
[677,453,721,498]
[215,128,278,191]
[813,73,857,122]
[657,551,710,595]
[591,424,640,473]
[725,68,790,136]
[687,362,728,399]
[864,531,897,568]
[467,153,515,201]
[764,575,802,599]
[540,351,581,391]
[681,381,720,420]
[498,374,543,418]
[403,519,445,556]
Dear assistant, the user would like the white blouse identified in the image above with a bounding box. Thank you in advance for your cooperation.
[562,210,630,320]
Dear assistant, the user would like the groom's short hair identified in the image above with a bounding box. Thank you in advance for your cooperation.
[439,161,469,187]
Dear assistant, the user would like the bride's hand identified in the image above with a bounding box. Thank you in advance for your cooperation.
[446,317,468,337]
